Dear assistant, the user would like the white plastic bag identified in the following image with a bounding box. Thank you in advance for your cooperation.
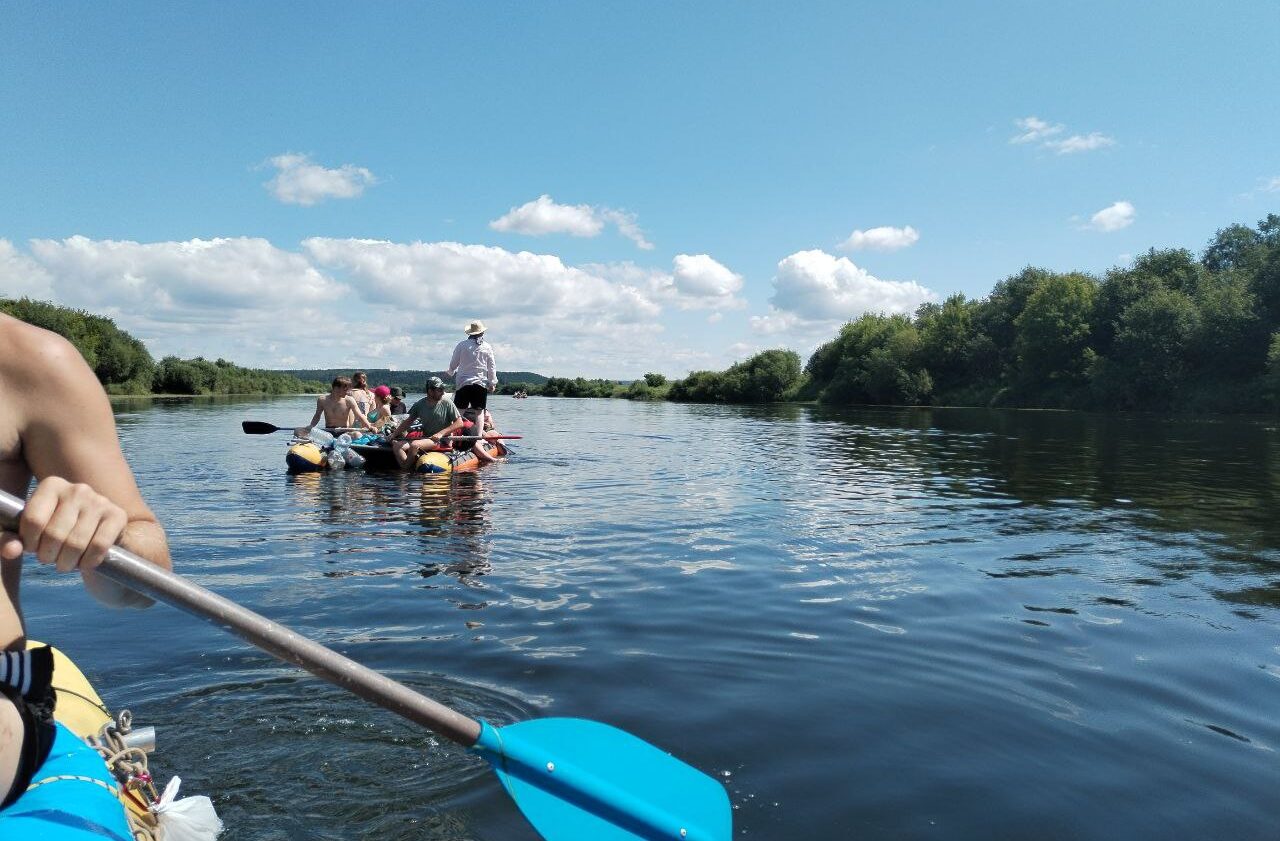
[154,776,224,841]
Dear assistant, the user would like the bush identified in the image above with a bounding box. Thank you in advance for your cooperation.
[667,350,801,404]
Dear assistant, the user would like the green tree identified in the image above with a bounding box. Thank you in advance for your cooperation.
[972,266,1054,371]
[1013,272,1097,383]
[1203,223,1266,274]
[1265,332,1280,410]
[811,314,931,406]
[643,372,667,387]
[1190,271,1265,378]
[1112,288,1202,405]
[916,294,995,394]
[668,350,800,404]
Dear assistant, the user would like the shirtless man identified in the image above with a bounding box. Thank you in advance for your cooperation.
[299,376,378,437]
[0,313,171,823]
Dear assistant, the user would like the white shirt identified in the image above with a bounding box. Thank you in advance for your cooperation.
[447,336,497,389]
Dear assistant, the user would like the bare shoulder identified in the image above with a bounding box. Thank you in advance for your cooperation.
[0,313,92,391]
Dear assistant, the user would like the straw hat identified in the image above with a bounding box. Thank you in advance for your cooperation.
[464,320,486,336]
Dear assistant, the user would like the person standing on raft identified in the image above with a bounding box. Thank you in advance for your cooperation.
[0,313,172,832]
[446,321,497,465]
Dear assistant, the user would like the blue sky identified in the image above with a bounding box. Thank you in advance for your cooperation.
[2,1,1277,378]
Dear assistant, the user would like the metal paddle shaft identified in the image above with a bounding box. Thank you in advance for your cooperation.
[445,434,522,441]
[0,489,480,746]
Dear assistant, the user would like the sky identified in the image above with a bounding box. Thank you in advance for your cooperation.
[1,1,1278,379]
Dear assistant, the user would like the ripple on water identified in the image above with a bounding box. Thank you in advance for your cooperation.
[133,670,539,841]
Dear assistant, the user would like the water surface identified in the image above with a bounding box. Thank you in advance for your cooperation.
[23,396,1280,839]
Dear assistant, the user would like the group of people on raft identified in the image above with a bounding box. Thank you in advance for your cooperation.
[297,320,502,469]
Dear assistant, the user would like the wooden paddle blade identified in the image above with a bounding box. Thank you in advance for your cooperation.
[242,421,284,434]
[474,718,731,841]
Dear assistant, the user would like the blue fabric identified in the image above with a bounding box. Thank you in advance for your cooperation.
[0,722,133,841]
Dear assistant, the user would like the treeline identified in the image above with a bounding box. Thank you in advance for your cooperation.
[152,357,326,395]
[501,374,670,400]
[666,213,1280,413]
[279,369,550,391]
[1,297,155,393]
[1,298,323,395]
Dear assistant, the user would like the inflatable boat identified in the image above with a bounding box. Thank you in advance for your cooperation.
[0,642,219,840]
[287,436,508,474]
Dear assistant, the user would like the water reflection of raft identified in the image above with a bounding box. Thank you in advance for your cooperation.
[287,438,508,474]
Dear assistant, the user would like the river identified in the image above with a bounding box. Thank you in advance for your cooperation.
[21,395,1280,839]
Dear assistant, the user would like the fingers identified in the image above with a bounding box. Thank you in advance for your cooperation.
[0,533,22,561]
[18,478,129,572]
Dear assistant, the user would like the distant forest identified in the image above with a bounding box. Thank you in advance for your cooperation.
[0,298,324,395]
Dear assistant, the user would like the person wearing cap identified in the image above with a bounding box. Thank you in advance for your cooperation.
[446,321,499,465]
[367,385,394,430]
[387,387,407,416]
[388,377,466,469]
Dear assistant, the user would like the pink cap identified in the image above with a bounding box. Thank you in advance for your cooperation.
[373,385,392,397]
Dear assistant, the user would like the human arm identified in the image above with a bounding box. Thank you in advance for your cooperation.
[446,343,462,378]
[0,329,170,608]
[485,347,497,392]
[300,398,324,435]
[346,397,379,432]
[389,413,415,440]
[428,417,466,445]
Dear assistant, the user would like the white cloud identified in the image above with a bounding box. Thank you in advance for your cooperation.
[600,208,654,250]
[1087,201,1135,232]
[265,153,376,206]
[28,236,344,313]
[1262,176,1280,193]
[489,195,603,237]
[1011,117,1113,155]
[748,310,805,335]
[303,238,660,324]
[750,250,935,339]
[671,254,743,300]
[0,239,55,299]
[6,234,752,378]
[489,195,653,249]
[1045,132,1116,155]
[1010,116,1063,144]
[839,225,920,252]
[14,236,352,365]
[588,255,745,311]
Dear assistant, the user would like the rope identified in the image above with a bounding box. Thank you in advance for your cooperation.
[91,710,160,841]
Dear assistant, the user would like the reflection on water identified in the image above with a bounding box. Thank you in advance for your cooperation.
[805,406,1280,612]
[288,470,496,583]
[18,396,1280,839]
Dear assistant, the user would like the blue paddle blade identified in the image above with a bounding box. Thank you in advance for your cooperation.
[473,718,731,841]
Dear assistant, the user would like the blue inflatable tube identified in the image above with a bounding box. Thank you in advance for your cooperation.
[0,721,133,841]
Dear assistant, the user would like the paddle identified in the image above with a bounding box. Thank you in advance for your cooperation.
[241,422,367,436]
[241,420,292,434]
[0,489,729,840]
[443,434,523,441]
